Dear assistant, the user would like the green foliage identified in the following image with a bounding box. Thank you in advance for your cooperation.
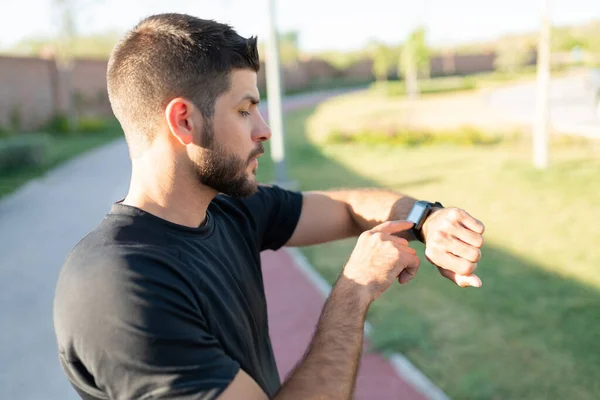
[45,114,72,135]
[0,125,13,138]
[0,126,122,198]
[76,117,112,133]
[325,126,504,147]
[372,76,477,97]
[257,31,302,66]
[7,31,120,59]
[279,31,300,66]
[552,20,600,53]
[0,133,52,172]
[371,42,396,81]
[9,105,23,133]
[260,76,373,99]
[42,114,116,136]
[399,27,430,78]
[494,37,535,73]
[315,49,371,70]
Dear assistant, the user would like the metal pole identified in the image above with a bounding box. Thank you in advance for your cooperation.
[533,0,551,169]
[265,0,290,186]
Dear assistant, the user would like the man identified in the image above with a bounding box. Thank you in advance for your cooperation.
[53,13,485,400]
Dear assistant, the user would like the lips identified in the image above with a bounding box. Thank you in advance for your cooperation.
[248,146,264,164]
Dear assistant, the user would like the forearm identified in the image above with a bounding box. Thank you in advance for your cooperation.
[326,189,417,240]
[274,275,370,400]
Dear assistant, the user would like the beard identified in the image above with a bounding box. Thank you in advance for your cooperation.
[193,122,264,198]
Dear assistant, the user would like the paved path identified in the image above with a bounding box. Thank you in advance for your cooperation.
[483,69,600,138]
[0,90,440,399]
[262,250,429,400]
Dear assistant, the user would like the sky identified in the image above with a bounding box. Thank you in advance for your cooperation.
[0,0,599,52]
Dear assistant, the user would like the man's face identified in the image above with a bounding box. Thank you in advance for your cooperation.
[192,69,271,197]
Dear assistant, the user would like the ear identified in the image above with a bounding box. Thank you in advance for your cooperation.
[165,98,202,146]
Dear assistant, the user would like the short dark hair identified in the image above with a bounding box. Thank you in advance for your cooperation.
[107,13,259,153]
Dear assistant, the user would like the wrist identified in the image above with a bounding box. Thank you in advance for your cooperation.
[333,273,372,312]
[421,206,443,242]
[407,200,443,243]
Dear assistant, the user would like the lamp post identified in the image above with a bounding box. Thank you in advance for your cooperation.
[265,0,293,187]
[533,0,552,169]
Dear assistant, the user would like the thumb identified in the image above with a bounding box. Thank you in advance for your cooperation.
[372,220,414,235]
[398,266,418,284]
[438,267,483,288]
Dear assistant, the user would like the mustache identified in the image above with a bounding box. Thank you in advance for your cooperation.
[248,144,265,162]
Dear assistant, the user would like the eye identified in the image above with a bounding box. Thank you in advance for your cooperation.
[239,110,251,117]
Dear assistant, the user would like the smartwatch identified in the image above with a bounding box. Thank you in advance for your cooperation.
[406,200,444,242]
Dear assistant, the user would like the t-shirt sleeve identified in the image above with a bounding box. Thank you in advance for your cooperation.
[241,184,303,251]
[54,252,240,400]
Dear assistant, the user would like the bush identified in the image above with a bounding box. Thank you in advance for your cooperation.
[326,126,504,147]
[0,134,52,172]
[77,117,111,133]
[42,114,116,136]
[45,114,71,135]
[371,77,477,97]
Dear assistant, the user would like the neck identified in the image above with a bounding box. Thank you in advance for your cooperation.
[122,150,216,228]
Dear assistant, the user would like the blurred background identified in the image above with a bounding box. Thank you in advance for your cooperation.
[0,1,599,399]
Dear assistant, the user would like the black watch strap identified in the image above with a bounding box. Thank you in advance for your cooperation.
[409,201,443,243]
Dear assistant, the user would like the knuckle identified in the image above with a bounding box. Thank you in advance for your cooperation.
[442,218,455,231]
[412,255,421,268]
[424,246,436,259]
[374,232,386,241]
[472,248,482,262]
[432,229,447,242]
[461,260,477,275]
[477,235,485,247]
[448,208,462,221]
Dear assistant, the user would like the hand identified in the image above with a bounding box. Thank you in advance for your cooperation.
[343,220,421,303]
[422,207,485,288]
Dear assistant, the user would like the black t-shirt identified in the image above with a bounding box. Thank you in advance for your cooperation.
[53,185,303,400]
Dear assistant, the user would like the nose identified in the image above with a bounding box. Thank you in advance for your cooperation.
[251,112,272,143]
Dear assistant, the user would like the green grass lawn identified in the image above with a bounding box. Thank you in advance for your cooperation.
[256,107,600,400]
[0,127,122,199]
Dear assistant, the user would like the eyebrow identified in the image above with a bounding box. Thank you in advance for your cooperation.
[239,94,260,105]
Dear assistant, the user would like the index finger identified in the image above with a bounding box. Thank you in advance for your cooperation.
[372,220,414,235]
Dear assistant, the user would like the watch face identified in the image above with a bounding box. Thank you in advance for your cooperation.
[407,202,428,224]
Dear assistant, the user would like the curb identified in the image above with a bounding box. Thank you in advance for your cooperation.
[285,247,450,400]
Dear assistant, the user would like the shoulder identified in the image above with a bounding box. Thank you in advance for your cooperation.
[54,228,200,351]
[55,217,195,324]
[58,214,179,285]
[213,184,303,218]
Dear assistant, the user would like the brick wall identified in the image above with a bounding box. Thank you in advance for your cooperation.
[71,59,111,117]
[0,56,57,131]
[430,53,497,76]
[0,51,515,130]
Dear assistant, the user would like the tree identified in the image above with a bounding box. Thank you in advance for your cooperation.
[371,42,394,82]
[279,31,300,65]
[258,30,301,66]
[399,27,430,99]
[494,37,535,73]
[8,32,119,59]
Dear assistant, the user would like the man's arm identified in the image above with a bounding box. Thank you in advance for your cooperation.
[285,188,417,247]
[218,278,371,400]
[285,188,485,288]
[220,221,419,400]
